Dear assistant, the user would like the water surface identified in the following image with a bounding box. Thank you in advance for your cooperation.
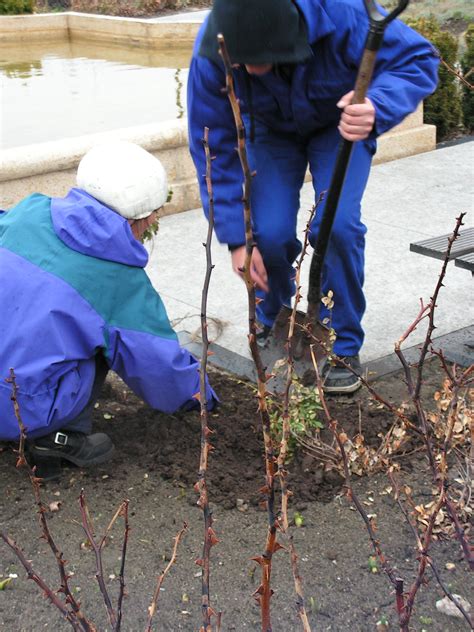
[0,40,191,149]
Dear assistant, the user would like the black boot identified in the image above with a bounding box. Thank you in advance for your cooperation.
[27,430,114,469]
[322,354,362,395]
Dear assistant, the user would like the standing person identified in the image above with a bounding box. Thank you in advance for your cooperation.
[0,141,217,479]
[187,0,439,393]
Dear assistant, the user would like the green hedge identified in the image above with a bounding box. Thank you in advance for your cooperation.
[406,17,463,140]
[461,24,474,132]
[0,0,34,13]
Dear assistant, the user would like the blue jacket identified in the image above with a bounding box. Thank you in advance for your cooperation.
[0,189,216,441]
[187,0,439,245]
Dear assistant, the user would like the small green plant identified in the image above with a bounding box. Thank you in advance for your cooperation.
[270,380,323,455]
[0,0,33,14]
[293,511,304,528]
[368,555,379,574]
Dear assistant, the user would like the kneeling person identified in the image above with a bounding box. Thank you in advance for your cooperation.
[0,141,217,479]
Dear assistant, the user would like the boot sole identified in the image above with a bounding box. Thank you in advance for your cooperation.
[28,444,115,468]
[323,378,362,395]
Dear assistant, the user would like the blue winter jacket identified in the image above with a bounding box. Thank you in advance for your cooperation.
[0,189,216,441]
[188,0,439,246]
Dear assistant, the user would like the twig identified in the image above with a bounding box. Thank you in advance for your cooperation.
[309,347,407,624]
[116,501,130,631]
[0,532,85,631]
[397,214,472,567]
[389,472,473,628]
[408,215,464,402]
[6,368,27,466]
[218,34,279,632]
[428,558,473,627]
[5,369,95,631]
[275,205,321,632]
[196,126,220,632]
[278,203,318,529]
[145,523,188,631]
[79,490,119,629]
[438,54,474,90]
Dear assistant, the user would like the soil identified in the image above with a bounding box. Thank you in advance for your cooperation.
[0,359,472,632]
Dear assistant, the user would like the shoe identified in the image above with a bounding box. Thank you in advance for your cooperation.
[27,430,114,469]
[255,322,272,348]
[322,354,362,395]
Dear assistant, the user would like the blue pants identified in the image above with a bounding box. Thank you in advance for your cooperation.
[247,123,374,357]
[64,354,109,434]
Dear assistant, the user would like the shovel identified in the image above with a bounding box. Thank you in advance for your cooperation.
[261,0,410,380]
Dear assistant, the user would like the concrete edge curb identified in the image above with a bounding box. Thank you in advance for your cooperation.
[178,325,474,387]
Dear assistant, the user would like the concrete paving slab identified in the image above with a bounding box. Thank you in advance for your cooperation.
[361,142,473,235]
[146,141,473,366]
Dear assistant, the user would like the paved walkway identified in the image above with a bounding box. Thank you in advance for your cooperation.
[146,140,473,365]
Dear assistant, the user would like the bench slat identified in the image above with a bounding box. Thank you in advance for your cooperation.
[410,227,474,260]
[454,252,474,272]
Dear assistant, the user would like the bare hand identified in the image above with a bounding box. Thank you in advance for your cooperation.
[231,245,269,293]
[337,90,375,141]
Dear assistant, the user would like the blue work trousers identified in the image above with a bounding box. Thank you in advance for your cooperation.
[247,122,373,357]
[64,354,109,434]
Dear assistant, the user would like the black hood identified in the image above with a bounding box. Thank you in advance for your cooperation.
[199,0,312,65]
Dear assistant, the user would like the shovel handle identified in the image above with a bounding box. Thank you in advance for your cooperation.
[353,0,409,104]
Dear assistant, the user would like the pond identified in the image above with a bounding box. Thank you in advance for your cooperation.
[0,40,191,149]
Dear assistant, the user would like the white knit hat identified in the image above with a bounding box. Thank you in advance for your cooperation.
[77,141,168,220]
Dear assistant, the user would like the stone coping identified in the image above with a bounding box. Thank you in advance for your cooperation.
[0,120,188,182]
[0,12,202,46]
[1,109,433,180]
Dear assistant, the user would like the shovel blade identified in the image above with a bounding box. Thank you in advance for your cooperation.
[260,306,331,391]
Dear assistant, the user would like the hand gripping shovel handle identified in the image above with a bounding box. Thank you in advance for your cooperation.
[306,0,409,317]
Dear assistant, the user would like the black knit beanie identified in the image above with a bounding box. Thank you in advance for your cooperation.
[199,0,312,65]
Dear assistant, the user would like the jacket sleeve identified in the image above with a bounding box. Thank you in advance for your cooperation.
[336,3,439,136]
[187,49,246,246]
[104,277,217,414]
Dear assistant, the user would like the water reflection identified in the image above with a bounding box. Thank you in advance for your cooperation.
[1,60,43,79]
[0,39,192,149]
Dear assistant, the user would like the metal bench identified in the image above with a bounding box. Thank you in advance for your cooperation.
[454,251,474,272]
[410,226,474,273]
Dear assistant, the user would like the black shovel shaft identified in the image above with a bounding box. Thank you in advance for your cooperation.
[307,0,409,307]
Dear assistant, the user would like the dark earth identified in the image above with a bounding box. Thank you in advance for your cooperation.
[0,359,472,631]
[1,3,472,631]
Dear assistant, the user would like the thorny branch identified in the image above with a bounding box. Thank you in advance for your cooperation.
[79,491,130,630]
[438,53,474,90]
[276,204,321,632]
[145,523,188,632]
[0,532,85,631]
[389,472,473,627]
[218,34,278,632]
[395,213,473,568]
[195,125,220,632]
[307,214,473,630]
[309,348,403,591]
[117,501,130,631]
[2,369,96,632]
